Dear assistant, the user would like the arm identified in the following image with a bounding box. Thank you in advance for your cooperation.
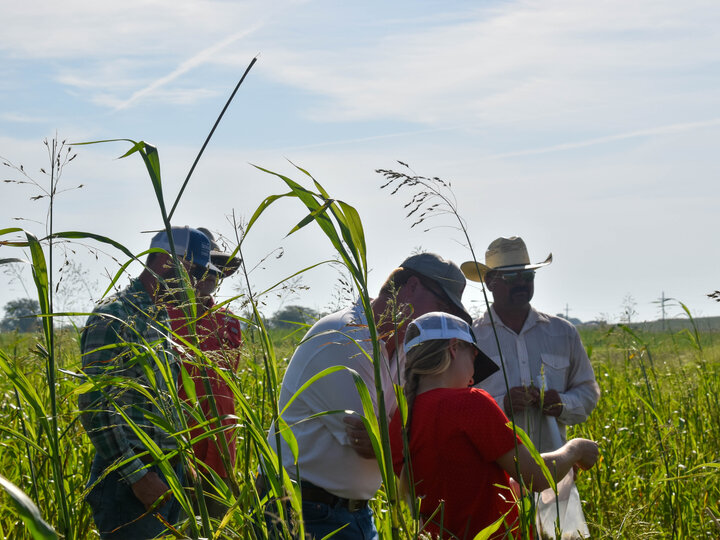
[80,312,176,510]
[555,330,600,425]
[496,438,599,492]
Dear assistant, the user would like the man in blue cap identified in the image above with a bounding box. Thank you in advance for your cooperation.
[79,226,218,539]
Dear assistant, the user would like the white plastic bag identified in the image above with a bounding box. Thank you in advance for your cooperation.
[535,469,590,539]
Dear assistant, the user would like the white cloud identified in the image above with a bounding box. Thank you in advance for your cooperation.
[0,1,268,59]
[0,113,50,124]
[256,0,720,132]
[476,117,720,160]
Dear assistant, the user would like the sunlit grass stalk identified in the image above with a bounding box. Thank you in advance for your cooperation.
[39,138,73,538]
[9,338,40,505]
[0,138,79,537]
[614,325,679,537]
[248,163,404,538]
[377,163,545,538]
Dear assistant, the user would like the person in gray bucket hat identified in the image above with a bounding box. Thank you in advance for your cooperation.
[262,252,471,540]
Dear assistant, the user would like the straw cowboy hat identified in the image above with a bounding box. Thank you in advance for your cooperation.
[461,236,552,283]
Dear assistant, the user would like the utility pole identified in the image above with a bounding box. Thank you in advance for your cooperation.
[653,291,673,331]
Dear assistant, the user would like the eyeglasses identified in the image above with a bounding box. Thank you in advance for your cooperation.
[495,270,535,284]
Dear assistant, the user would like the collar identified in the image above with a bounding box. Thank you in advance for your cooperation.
[479,305,549,332]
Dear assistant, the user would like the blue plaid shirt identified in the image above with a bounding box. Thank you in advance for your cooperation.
[79,278,180,484]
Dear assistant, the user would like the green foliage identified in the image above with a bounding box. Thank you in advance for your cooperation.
[0,475,57,540]
[1,299,41,333]
[575,325,720,538]
[269,304,320,330]
[2,139,718,539]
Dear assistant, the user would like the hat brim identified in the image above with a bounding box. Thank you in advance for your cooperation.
[472,346,500,384]
[210,251,242,279]
[435,285,473,325]
[461,254,552,283]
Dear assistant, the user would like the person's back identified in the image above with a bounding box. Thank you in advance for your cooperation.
[272,302,392,499]
[391,387,519,539]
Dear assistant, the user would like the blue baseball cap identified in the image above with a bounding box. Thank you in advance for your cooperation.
[149,226,220,273]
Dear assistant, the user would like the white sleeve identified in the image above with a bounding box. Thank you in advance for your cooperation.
[558,329,600,425]
[293,338,379,445]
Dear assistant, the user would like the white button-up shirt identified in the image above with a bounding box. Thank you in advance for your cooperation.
[473,306,600,453]
[267,301,400,499]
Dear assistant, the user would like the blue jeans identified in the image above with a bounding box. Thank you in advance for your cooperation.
[264,500,378,539]
[85,454,184,540]
[302,500,378,540]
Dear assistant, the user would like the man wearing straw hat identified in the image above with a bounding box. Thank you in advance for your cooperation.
[264,252,474,540]
[79,226,219,539]
[461,236,600,538]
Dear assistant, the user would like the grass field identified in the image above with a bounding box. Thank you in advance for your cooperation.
[1,142,718,539]
[0,318,718,539]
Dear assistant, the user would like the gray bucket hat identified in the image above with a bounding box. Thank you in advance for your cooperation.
[400,252,473,325]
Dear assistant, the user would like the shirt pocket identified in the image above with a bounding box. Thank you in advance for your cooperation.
[539,353,570,390]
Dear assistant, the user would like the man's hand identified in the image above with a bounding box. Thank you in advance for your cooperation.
[570,438,600,470]
[504,386,540,413]
[131,471,172,511]
[541,389,563,417]
[343,415,376,459]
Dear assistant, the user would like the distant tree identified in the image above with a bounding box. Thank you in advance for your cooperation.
[270,305,320,330]
[1,298,42,333]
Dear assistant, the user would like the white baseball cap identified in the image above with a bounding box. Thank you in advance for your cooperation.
[405,311,499,384]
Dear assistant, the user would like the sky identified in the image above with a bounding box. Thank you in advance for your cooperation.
[1,0,719,324]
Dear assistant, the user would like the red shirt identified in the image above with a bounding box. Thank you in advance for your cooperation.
[168,302,241,477]
[390,387,521,539]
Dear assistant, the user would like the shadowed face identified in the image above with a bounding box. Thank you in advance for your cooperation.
[400,274,465,322]
[196,271,219,298]
[152,254,209,304]
[486,269,535,310]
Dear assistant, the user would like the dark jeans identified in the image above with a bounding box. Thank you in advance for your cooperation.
[85,454,184,540]
[301,500,378,540]
[263,496,378,539]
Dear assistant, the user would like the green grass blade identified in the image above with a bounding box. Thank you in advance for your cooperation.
[0,475,57,540]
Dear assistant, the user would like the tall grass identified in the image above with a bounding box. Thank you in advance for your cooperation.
[575,322,720,538]
[1,139,719,540]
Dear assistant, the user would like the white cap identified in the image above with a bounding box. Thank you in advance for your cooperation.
[404,311,499,384]
[405,311,477,352]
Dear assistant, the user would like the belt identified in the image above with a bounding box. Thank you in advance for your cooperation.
[301,481,368,513]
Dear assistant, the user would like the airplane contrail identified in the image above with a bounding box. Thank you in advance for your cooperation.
[113,27,259,111]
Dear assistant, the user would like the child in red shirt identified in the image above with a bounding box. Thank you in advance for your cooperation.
[390,312,599,539]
